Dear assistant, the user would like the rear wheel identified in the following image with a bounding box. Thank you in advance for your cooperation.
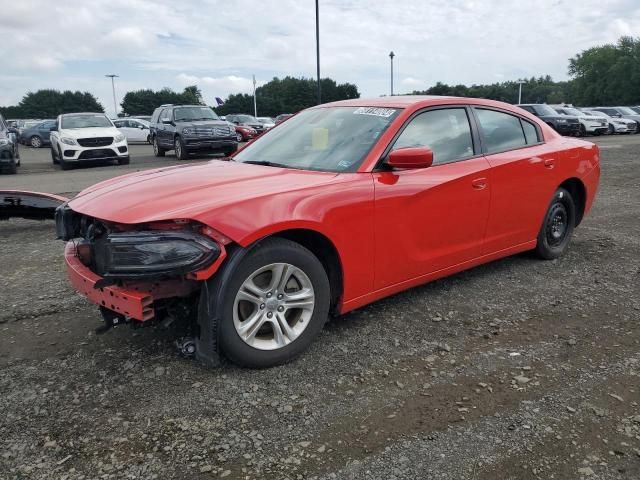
[535,188,576,260]
[152,136,165,157]
[175,136,188,160]
[215,238,330,368]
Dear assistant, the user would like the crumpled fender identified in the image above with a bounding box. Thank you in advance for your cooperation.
[0,190,69,220]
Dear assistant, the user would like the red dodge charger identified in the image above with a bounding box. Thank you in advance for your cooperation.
[56,96,600,368]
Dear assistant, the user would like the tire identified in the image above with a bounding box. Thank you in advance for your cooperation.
[579,124,587,137]
[236,132,244,142]
[51,144,59,164]
[147,135,152,145]
[29,136,42,148]
[607,124,614,135]
[3,153,17,174]
[535,188,576,260]
[117,156,130,165]
[152,136,165,157]
[212,238,330,368]
[175,136,188,160]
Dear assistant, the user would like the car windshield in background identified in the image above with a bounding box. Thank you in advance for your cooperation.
[62,115,112,129]
[534,105,559,116]
[617,107,637,115]
[233,106,400,173]
[236,115,258,123]
[174,107,219,122]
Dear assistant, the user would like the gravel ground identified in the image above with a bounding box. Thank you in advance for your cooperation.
[1,135,639,479]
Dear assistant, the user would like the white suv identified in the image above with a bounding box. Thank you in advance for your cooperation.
[552,106,609,136]
[50,113,129,170]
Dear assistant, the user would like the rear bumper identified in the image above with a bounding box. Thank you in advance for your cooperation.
[65,242,154,321]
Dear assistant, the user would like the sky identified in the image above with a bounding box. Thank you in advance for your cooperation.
[2,0,639,116]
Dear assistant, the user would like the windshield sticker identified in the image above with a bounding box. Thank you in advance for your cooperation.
[353,107,395,118]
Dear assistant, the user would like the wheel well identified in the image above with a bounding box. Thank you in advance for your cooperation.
[271,229,344,315]
[559,178,586,226]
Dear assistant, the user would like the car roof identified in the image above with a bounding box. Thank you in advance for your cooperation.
[322,95,528,113]
[60,112,107,116]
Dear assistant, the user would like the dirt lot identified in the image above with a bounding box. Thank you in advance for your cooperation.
[1,136,639,479]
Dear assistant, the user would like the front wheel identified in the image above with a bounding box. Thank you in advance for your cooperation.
[30,136,42,148]
[579,124,587,137]
[117,156,130,165]
[51,145,59,164]
[535,188,576,260]
[607,124,614,135]
[216,238,330,368]
[175,136,188,160]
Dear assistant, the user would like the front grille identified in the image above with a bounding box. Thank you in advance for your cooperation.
[194,126,232,137]
[78,148,117,159]
[77,137,113,147]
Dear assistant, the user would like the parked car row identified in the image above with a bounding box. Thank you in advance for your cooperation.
[517,103,640,136]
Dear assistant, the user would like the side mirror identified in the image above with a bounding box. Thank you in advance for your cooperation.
[50,126,58,132]
[8,127,19,135]
[386,147,434,169]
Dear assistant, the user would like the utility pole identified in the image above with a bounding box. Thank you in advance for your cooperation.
[315,0,321,104]
[517,79,525,104]
[252,75,257,118]
[105,74,119,117]
[389,51,395,96]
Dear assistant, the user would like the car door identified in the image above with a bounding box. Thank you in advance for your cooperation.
[124,120,142,142]
[372,106,492,289]
[133,120,149,142]
[472,107,555,254]
[38,121,54,143]
[157,109,173,146]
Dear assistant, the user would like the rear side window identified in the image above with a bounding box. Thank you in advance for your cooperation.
[392,108,474,165]
[475,109,527,153]
[150,108,162,124]
[521,120,539,144]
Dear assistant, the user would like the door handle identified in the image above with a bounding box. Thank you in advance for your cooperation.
[471,177,487,190]
[544,158,555,169]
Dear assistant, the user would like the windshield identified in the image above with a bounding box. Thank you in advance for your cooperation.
[234,106,400,173]
[258,117,274,123]
[174,106,219,122]
[62,114,113,129]
[586,110,612,119]
[533,105,558,116]
[617,107,636,115]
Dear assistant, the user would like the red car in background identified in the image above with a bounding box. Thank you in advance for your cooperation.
[56,96,600,368]
[232,124,257,142]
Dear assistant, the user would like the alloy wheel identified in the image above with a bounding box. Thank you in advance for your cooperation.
[30,136,41,148]
[233,263,315,351]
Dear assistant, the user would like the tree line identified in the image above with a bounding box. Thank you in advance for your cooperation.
[2,36,638,119]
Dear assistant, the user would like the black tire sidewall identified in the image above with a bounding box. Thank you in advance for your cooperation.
[175,136,188,159]
[153,136,165,157]
[217,239,330,368]
[535,188,576,259]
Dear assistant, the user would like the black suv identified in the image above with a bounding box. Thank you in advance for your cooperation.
[225,114,266,134]
[517,104,581,136]
[0,113,21,174]
[150,105,237,159]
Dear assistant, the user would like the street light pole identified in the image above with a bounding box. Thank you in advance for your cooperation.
[105,74,119,117]
[315,0,321,104]
[517,79,525,104]
[252,74,257,118]
[389,51,395,96]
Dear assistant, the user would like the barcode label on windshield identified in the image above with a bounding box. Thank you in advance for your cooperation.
[353,107,395,117]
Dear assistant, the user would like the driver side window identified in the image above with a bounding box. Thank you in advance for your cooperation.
[392,108,474,165]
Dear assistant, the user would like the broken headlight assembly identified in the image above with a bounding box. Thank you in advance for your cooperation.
[93,231,220,278]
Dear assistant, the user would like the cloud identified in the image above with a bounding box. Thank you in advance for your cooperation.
[1,0,640,109]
